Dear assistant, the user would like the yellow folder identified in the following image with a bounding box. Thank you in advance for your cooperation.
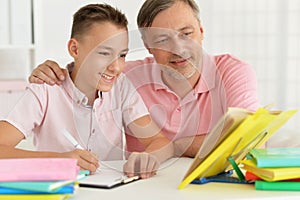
[178,107,297,189]
[241,159,300,182]
[0,194,71,200]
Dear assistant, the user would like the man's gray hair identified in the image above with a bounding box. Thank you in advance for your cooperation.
[137,0,200,28]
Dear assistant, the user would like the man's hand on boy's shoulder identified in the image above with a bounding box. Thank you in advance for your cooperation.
[29,60,67,85]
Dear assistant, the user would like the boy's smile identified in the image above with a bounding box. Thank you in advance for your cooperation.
[100,73,115,83]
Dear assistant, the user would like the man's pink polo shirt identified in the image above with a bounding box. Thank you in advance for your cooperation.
[124,52,260,152]
[3,72,148,160]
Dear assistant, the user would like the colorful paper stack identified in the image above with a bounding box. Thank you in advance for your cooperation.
[0,158,87,199]
[241,148,300,191]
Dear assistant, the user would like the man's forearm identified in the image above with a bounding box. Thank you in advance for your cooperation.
[145,137,174,163]
[128,115,175,163]
[174,135,205,158]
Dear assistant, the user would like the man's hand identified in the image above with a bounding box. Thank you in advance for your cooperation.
[123,152,159,179]
[29,60,67,85]
[61,149,99,173]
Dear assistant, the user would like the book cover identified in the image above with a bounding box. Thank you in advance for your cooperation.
[245,171,300,182]
[255,180,300,191]
[0,194,71,200]
[0,181,75,193]
[0,158,79,182]
[241,159,300,182]
[245,171,262,181]
[178,107,297,189]
[0,172,87,193]
[0,184,74,194]
[249,148,300,168]
[181,107,251,184]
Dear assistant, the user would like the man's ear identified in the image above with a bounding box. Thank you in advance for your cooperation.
[68,38,79,58]
[143,41,154,55]
[199,22,204,40]
[141,35,154,55]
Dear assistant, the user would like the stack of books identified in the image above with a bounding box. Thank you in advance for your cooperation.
[0,158,87,199]
[241,148,300,191]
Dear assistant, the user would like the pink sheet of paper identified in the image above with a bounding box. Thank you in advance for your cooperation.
[0,158,79,181]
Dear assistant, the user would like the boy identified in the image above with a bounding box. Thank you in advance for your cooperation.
[0,4,173,179]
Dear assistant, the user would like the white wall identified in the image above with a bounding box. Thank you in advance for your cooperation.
[198,0,300,146]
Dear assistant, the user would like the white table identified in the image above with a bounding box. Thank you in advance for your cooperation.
[70,157,300,200]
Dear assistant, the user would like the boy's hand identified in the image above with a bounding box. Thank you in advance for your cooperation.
[61,149,99,173]
[29,60,67,85]
[123,152,159,179]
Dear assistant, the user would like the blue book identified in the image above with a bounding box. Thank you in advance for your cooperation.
[0,180,75,193]
[249,148,300,168]
[0,184,74,194]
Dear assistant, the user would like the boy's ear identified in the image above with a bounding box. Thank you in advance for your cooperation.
[68,38,79,58]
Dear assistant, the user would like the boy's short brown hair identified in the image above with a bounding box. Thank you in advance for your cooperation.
[71,4,128,40]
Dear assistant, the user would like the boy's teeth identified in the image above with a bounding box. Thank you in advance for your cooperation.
[102,74,113,80]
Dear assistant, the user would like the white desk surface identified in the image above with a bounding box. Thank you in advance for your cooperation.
[71,157,300,200]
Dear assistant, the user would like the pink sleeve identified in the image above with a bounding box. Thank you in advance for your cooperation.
[216,55,260,112]
[3,84,47,138]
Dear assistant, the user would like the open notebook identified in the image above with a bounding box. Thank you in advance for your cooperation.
[79,160,139,189]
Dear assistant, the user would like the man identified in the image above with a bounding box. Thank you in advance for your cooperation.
[29,0,260,157]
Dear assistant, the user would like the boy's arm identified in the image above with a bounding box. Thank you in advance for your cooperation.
[28,60,67,85]
[0,121,99,172]
[124,115,174,179]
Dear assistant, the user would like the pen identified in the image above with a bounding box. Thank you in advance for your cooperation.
[61,129,84,150]
[61,129,101,172]
[115,175,140,184]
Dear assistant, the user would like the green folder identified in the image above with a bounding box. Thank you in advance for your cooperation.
[255,180,300,191]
